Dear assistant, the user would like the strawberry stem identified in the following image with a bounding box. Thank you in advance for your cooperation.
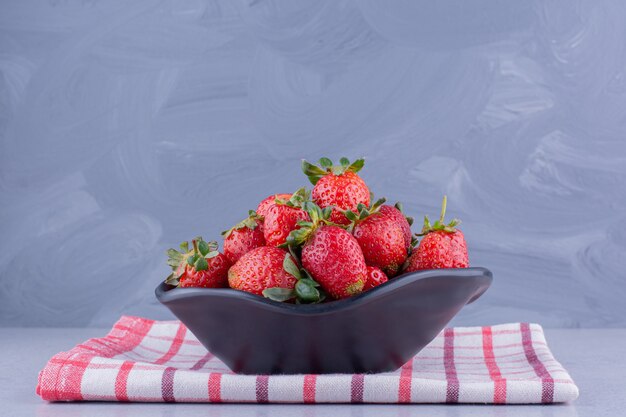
[439,195,447,224]
[416,195,460,236]
[192,239,199,255]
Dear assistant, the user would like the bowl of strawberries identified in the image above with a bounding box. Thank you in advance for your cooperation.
[156,157,492,374]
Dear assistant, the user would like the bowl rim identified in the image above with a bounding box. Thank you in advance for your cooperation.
[155,267,492,316]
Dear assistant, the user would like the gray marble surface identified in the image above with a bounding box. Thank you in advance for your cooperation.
[2,327,624,417]
[2,1,626,329]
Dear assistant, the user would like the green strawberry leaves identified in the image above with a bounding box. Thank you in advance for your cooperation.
[165,245,189,286]
[262,287,295,302]
[302,157,365,185]
[319,157,333,168]
[166,248,183,268]
[164,274,180,286]
[282,201,341,247]
[282,253,301,279]
[284,228,313,247]
[262,252,325,304]
[285,251,325,304]
[416,195,461,236]
[282,187,310,208]
[197,240,210,256]
[301,161,327,185]
[165,237,220,286]
[187,253,199,266]
[347,158,365,173]
[190,238,219,269]
[194,256,208,271]
[343,197,387,232]
[304,201,327,223]
[295,280,320,302]
[282,253,323,303]
[222,210,263,238]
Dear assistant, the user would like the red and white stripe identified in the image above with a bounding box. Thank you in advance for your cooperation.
[37,316,579,404]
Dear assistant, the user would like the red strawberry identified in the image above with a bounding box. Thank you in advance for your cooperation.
[263,188,310,247]
[379,203,414,250]
[181,254,230,288]
[287,203,367,299]
[256,193,292,218]
[405,196,469,271]
[228,246,298,296]
[222,211,265,264]
[165,238,231,288]
[302,226,367,299]
[348,199,408,277]
[364,266,388,291]
[302,157,370,225]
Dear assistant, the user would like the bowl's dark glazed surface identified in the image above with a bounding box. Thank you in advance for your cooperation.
[155,267,492,375]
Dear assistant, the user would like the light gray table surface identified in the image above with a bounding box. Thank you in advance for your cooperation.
[1,327,623,417]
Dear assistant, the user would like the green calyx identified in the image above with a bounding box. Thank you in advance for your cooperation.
[165,237,219,286]
[282,201,337,247]
[301,157,365,185]
[221,210,263,238]
[262,251,326,304]
[343,197,387,232]
[277,187,310,209]
[416,195,461,236]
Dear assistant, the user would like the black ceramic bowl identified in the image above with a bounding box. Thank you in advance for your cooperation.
[155,267,492,375]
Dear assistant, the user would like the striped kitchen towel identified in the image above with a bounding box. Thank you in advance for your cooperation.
[37,316,578,404]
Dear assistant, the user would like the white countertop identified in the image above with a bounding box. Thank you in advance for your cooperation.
[2,327,624,417]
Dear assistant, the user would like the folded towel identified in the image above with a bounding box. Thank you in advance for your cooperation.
[37,316,578,404]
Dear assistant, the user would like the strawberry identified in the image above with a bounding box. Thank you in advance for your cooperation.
[165,238,231,288]
[379,203,414,250]
[262,248,325,303]
[263,188,310,247]
[287,203,367,299]
[181,254,230,288]
[256,193,292,218]
[221,210,265,264]
[302,157,370,225]
[364,266,388,291]
[347,198,408,277]
[405,196,469,271]
[228,246,298,297]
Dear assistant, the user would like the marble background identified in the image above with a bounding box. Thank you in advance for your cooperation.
[1,0,625,327]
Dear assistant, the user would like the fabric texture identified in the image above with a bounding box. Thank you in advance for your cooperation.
[37,316,579,404]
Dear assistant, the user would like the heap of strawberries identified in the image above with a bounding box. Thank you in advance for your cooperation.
[165,158,469,303]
